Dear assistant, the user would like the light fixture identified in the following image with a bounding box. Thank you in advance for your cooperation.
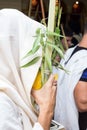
[76,1,79,5]
[32,0,38,7]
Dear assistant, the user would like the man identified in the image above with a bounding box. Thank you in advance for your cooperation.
[0,9,57,130]
[54,20,87,130]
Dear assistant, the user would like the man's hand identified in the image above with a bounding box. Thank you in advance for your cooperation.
[31,74,57,130]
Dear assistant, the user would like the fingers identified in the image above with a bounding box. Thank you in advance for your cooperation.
[53,80,57,86]
[31,74,57,100]
[47,74,57,88]
[45,74,56,87]
[31,89,38,99]
[47,74,55,84]
[31,89,35,97]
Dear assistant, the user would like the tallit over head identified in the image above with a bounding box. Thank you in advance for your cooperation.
[0,9,44,129]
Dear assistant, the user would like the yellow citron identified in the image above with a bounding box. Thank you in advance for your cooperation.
[54,73,58,80]
[32,70,42,90]
[32,70,58,90]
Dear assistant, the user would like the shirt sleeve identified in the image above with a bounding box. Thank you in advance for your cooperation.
[80,68,87,82]
[33,122,44,130]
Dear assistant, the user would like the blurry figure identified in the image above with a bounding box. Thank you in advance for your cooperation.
[71,33,82,47]
[54,17,87,130]
[54,27,73,63]
[60,27,73,51]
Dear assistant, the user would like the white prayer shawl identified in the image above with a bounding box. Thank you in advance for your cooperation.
[54,46,87,130]
[0,9,44,130]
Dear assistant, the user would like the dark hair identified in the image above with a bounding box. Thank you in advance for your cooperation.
[60,27,73,38]
[72,37,78,46]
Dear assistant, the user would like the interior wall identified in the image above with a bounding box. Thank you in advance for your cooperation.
[0,0,22,11]
[0,0,87,33]
[0,0,87,14]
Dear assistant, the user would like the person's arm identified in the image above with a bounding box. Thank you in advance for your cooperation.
[74,81,87,112]
[32,74,57,130]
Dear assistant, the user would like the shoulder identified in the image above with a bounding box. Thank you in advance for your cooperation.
[0,8,45,32]
[65,46,76,56]
[0,9,22,15]
[60,46,76,63]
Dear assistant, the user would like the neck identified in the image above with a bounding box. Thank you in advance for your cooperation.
[79,34,87,48]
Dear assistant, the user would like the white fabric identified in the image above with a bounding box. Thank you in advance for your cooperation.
[0,92,23,130]
[0,9,44,130]
[0,92,43,130]
[54,46,87,130]
[33,123,43,130]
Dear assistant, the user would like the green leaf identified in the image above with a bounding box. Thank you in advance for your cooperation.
[22,28,42,60]
[47,42,64,58]
[57,41,65,53]
[21,56,41,68]
[54,60,69,73]
[45,53,52,72]
[32,45,40,53]
[46,30,64,38]
[22,50,33,59]
[58,64,69,74]
[22,42,40,59]
[55,27,60,34]
[32,35,41,50]
[36,28,41,35]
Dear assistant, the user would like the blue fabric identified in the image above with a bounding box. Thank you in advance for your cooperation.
[79,68,87,130]
[80,68,87,82]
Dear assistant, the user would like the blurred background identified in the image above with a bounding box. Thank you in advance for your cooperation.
[0,0,87,34]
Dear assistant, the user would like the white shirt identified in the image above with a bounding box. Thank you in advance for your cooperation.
[54,46,87,130]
